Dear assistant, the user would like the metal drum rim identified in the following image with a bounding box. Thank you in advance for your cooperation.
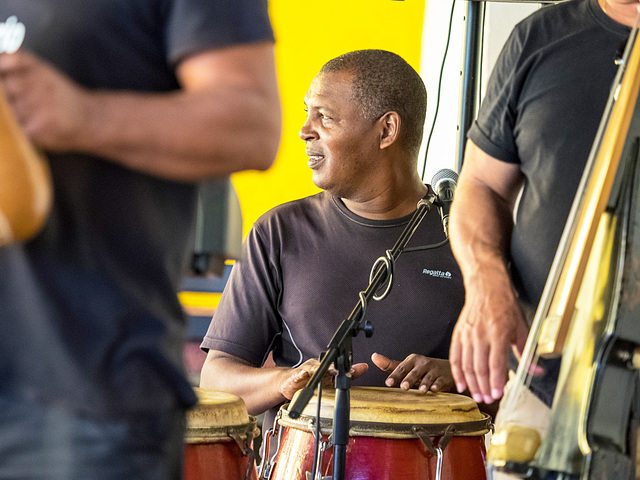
[184,415,259,444]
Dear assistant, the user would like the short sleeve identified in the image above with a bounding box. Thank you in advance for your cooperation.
[200,223,282,366]
[468,25,525,164]
[165,0,274,64]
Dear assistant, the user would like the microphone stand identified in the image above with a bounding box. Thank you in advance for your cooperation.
[288,192,439,480]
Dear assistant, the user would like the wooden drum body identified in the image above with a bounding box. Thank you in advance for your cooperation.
[184,388,260,480]
[260,387,491,480]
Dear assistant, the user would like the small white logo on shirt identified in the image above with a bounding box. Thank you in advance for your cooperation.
[0,16,26,54]
[423,269,452,279]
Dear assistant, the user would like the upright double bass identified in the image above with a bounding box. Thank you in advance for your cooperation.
[487,14,640,480]
[0,80,52,246]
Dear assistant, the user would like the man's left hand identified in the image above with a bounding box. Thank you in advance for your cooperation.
[372,352,454,393]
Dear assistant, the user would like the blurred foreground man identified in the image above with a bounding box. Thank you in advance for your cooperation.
[0,1,281,478]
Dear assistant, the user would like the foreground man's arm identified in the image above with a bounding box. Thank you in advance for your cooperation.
[448,140,530,404]
[0,42,281,181]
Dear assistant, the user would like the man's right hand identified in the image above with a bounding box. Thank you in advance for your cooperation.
[278,358,369,401]
[449,278,529,405]
[278,359,329,401]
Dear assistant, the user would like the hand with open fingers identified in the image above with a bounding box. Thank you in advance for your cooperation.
[278,359,329,401]
[278,359,369,400]
[0,50,91,152]
[449,287,529,405]
[371,352,454,393]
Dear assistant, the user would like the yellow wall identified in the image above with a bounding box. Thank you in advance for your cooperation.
[232,0,427,236]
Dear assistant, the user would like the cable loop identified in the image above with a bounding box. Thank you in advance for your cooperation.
[357,291,367,319]
[369,249,395,301]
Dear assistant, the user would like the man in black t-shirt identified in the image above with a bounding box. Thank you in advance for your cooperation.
[0,1,281,478]
[448,0,636,448]
[200,50,466,428]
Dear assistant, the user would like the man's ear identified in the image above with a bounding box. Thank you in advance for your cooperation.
[379,111,400,149]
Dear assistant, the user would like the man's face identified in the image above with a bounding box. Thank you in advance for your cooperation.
[299,70,381,199]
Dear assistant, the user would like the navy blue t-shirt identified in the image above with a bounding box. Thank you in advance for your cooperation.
[0,0,273,417]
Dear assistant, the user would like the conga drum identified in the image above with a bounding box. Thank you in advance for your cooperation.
[184,388,260,480]
[260,386,491,480]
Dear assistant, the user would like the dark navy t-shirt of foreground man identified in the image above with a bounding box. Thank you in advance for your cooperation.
[0,0,281,478]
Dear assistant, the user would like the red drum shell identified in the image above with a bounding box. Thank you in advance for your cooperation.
[184,388,259,480]
[185,441,258,480]
[267,387,490,480]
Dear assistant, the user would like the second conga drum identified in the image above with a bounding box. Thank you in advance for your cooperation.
[260,386,491,480]
[184,388,260,480]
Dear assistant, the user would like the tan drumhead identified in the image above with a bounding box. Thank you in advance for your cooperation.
[186,388,259,446]
[187,388,252,428]
[185,388,259,445]
[280,386,491,438]
[292,386,485,424]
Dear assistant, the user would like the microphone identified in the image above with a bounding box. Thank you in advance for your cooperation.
[430,168,458,237]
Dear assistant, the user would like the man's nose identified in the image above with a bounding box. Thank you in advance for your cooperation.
[299,119,317,141]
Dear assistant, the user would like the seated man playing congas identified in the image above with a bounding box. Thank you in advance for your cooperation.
[199,50,466,432]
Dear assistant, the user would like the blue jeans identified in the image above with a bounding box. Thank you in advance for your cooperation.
[0,392,185,480]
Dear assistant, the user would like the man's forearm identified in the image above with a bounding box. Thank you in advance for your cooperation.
[0,44,281,183]
[77,87,280,182]
[200,354,287,416]
[449,175,514,287]
[448,141,528,401]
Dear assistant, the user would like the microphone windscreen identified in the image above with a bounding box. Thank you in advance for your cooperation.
[430,168,459,189]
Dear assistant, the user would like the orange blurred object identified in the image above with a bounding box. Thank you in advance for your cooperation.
[0,84,52,246]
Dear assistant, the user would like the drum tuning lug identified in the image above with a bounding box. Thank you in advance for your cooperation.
[259,462,274,480]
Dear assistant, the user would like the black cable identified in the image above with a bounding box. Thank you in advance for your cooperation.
[403,237,449,253]
[421,0,458,181]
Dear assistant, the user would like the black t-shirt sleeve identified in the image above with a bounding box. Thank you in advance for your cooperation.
[166,0,274,64]
[200,223,282,366]
[468,26,525,165]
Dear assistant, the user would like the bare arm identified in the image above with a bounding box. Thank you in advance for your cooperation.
[0,42,281,182]
[200,350,303,416]
[200,350,368,416]
[448,140,530,404]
